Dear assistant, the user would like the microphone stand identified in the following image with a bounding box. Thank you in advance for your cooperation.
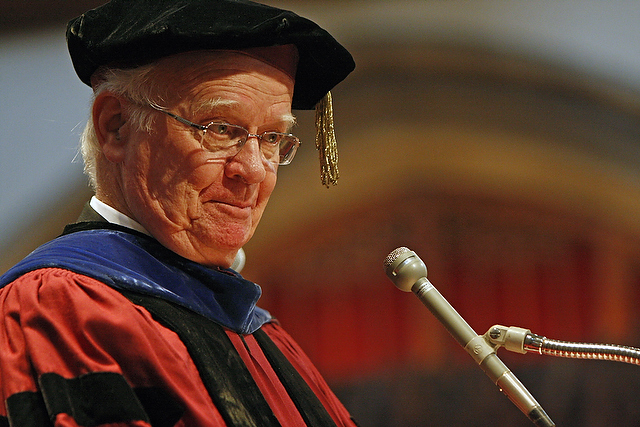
[484,325,640,365]
[384,247,555,426]
[385,246,640,425]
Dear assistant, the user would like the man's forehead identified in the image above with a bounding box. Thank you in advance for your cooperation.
[234,45,298,82]
[157,50,297,88]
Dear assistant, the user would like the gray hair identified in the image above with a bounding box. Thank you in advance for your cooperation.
[80,63,169,189]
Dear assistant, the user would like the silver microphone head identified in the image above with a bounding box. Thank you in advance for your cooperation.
[383,247,411,271]
[384,247,428,292]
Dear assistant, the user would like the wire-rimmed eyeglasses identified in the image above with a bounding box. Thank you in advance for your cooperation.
[150,105,301,165]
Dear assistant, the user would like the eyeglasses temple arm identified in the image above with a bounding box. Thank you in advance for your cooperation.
[155,107,207,131]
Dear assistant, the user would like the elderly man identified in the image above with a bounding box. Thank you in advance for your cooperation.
[0,0,355,425]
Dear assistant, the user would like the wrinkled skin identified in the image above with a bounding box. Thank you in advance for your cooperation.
[93,51,295,267]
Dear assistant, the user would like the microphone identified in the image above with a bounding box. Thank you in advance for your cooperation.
[384,247,555,427]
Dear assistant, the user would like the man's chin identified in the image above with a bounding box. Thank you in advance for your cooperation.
[197,237,252,267]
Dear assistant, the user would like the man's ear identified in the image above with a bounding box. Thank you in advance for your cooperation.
[93,92,128,162]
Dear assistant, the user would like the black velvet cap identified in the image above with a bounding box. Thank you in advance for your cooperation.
[66,0,355,110]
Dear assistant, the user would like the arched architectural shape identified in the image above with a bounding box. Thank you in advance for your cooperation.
[243,41,640,426]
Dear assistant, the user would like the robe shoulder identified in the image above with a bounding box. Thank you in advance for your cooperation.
[0,267,225,425]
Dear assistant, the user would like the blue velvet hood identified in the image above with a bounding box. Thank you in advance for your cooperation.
[0,225,272,334]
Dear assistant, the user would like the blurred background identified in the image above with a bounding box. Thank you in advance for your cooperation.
[3,1,640,425]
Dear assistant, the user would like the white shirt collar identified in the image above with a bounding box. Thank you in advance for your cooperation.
[89,196,150,236]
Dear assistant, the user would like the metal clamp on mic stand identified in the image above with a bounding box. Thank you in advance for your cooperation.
[384,247,555,427]
[485,324,640,365]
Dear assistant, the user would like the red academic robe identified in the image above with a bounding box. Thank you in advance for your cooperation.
[0,267,356,426]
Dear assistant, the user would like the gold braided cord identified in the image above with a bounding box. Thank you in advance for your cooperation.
[315,91,339,187]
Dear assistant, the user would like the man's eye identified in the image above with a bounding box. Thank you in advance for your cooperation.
[211,123,229,135]
[263,133,281,144]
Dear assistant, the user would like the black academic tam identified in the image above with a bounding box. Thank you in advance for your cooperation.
[66,0,355,111]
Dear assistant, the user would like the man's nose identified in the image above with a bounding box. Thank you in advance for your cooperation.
[225,136,269,183]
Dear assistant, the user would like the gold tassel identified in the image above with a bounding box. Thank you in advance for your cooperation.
[315,91,339,187]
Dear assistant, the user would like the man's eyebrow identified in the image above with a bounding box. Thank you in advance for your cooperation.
[279,113,297,132]
[191,98,296,130]
[192,98,238,115]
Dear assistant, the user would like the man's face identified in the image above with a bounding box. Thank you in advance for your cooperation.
[115,52,295,267]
